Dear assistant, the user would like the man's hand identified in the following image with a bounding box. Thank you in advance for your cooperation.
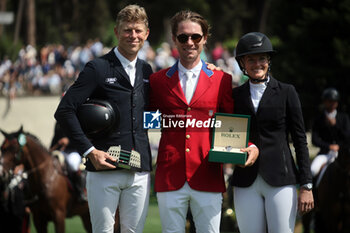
[87,149,117,170]
[58,137,69,151]
[326,116,336,126]
[298,188,314,215]
[206,62,222,71]
[50,137,69,152]
[240,146,259,167]
[329,144,339,152]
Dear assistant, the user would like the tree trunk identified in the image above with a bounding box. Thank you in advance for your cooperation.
[0,0,7,38]
[27,0,36,46]
[14,0,25,45]
[259,0,272,33]
[72,0,80,43]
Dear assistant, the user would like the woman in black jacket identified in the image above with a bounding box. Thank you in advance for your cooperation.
[230,32,314,233]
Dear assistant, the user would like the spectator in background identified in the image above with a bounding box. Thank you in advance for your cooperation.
[0,57,13,94]
[154,42,176,71]
[70,46,82,70]
[91,38,104,58]
[54,44,67,66]
[138,40,151,61]
[79,41,93,71]
[171,45,179,59]
[211,42,224,64]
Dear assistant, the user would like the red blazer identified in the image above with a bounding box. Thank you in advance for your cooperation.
[150,61,234,193]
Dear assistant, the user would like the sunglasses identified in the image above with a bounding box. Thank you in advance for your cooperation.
[176,33,203,44]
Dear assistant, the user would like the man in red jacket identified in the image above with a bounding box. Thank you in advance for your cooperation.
[150,10,258,233]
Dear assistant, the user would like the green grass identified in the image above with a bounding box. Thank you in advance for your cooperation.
[28,196,305,233]
[30,216,85,233]
[27,197,306,233]
[30,199,162,233]
[144,199,162,233]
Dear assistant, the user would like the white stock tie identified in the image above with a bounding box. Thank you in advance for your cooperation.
[127,64,135,87]
[185,71,194,103]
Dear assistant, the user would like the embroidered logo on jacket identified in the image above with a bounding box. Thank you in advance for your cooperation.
[105,77,118,84]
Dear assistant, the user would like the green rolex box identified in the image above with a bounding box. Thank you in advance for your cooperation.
[208,113,251,165]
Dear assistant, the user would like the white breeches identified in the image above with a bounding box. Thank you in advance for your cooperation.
[86,170,150,233]
[157,182,222,233]
[233,175,297,233]
[310,150,338,177]
[65,151,81,172]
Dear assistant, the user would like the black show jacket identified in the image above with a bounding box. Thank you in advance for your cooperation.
[55,48,153,172]
[231,77,312,187]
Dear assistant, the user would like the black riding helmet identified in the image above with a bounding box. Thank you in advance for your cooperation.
[235,32,275,80]
[236,32,275,58]
[77,99,120,139]
[322,88,340,102]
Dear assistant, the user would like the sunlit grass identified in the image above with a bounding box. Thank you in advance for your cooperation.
[30,198,161,233]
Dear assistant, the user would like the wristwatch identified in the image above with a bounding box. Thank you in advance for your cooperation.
[301,183,313,191]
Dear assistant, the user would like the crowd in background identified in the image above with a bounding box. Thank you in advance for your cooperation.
[0,40,243,98]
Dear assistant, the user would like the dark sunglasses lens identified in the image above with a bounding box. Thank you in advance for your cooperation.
[191,34,202,43]
[177,34,189,43]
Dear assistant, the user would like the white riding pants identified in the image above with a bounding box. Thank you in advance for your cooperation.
[157,182,222,233]
[310,150,338,177]
[86,169,150,233]
[233,175,297,233]
[65,151,81,172]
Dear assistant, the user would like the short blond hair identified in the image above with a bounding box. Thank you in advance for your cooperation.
[116,5,149,29]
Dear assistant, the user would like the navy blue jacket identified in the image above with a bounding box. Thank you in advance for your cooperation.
[54,48,153,171]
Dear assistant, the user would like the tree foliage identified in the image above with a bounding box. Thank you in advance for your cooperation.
[268,0,350,128]
[1,0,349,125]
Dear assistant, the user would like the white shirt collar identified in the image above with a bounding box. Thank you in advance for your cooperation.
[177,60,202,93]
[114,47,137,69]
[178,60,202,77]
[249,76,270,113]
[325,109,337,119]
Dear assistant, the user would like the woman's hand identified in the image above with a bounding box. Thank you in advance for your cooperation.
[298,188,314,215]
[240,146,259,167]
